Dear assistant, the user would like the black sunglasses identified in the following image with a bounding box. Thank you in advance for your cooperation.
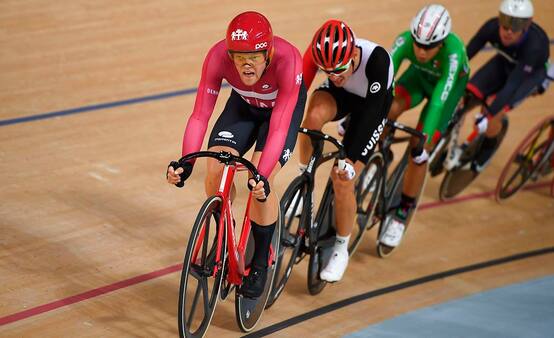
[414,40,443,50]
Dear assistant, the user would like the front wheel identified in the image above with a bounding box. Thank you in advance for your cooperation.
[440,117,509,200]
[496,116,554,201]
[178,196,226,338]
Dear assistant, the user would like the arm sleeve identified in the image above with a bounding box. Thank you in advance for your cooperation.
[390,33,410,75]
[488,40,545,116]
[424,50,465,139]
[302,45,319,90]
[181,45,224,159]
[344,47,391,162]
[466,19,495,60]
[256,47,303,177]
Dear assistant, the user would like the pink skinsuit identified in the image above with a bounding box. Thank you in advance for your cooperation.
[181,37,303,177]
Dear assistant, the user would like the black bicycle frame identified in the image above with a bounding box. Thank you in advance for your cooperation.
[297,128,345,253]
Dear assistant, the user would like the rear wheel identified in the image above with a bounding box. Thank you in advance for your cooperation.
[178,196,226,338]
[496,116,554,201]
[266,176,308,308]
[307,181,335,295]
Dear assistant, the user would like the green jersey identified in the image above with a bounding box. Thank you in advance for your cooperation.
[391,31,470,143]
[391,31,469,114]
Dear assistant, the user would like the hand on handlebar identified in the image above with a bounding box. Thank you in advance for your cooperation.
[336,159,356,181]
[474,113,490,135]
[248,175,270,202]
[167,161,193,188]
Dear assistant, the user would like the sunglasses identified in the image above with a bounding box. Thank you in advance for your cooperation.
[229,51,267,65]
[321,60,352,76]
[413,40,443,51]
[498,13,530,32]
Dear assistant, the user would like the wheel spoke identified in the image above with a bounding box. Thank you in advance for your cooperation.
[187,281,203,327]
[201,278,210,313]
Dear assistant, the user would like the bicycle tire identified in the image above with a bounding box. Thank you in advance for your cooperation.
[235,198,282,332]
[350,152,384,255]
[307,245,327,295]
[266,176,308,308]
[178,196,226,338]
[496,116,554,201]
[428,135,450,177]
[307,181,335,295]
[440,117,509,200]
[377,150,409,258]
[377,147,427,258]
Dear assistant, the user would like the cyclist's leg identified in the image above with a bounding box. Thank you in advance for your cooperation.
[463,55,509,144]
[383,75,467,247]
[333,87,392,238]
[320,89,391,282]
[298,80,340,167]
[240,84,305,297]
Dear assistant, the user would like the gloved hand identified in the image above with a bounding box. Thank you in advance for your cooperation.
[167,161,193,188]
[247,175,270,202]
[474,113,489,135]
[337,159,356,180]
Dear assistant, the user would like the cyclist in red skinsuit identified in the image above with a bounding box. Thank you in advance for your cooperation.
[167,11,306,298]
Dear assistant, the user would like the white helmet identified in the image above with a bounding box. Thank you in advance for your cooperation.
[411,4,451,46]
[499,0,533,18]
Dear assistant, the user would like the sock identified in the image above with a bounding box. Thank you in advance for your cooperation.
[251,221,276,269]
[334,234,350,253]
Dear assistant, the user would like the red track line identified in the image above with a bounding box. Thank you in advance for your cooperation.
[0,264,182,326]
[0,181,551,326]
[419,181,551,210]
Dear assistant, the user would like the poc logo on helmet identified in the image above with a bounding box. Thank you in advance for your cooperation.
[231,29,248,41]
[255,42,268,50]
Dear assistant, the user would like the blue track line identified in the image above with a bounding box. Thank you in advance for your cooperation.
[1,39,553,127]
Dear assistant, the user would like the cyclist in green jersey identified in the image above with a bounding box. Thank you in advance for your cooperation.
[380,4,470,248]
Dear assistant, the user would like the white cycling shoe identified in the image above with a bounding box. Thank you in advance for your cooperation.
[380,216,406,247]
[285,191,303,218]
[320,249,349,282]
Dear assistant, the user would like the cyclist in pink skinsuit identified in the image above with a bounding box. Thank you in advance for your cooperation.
[167,11,306,298]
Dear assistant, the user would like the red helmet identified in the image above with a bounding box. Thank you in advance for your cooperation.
[311,19,355,70]
[226,11,274,54]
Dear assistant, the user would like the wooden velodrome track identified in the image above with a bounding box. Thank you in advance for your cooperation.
[1,0,553,337]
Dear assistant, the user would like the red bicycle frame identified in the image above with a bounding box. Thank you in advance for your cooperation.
[190,161,273,286]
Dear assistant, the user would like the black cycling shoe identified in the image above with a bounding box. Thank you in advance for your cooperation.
[238,265,267,299]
